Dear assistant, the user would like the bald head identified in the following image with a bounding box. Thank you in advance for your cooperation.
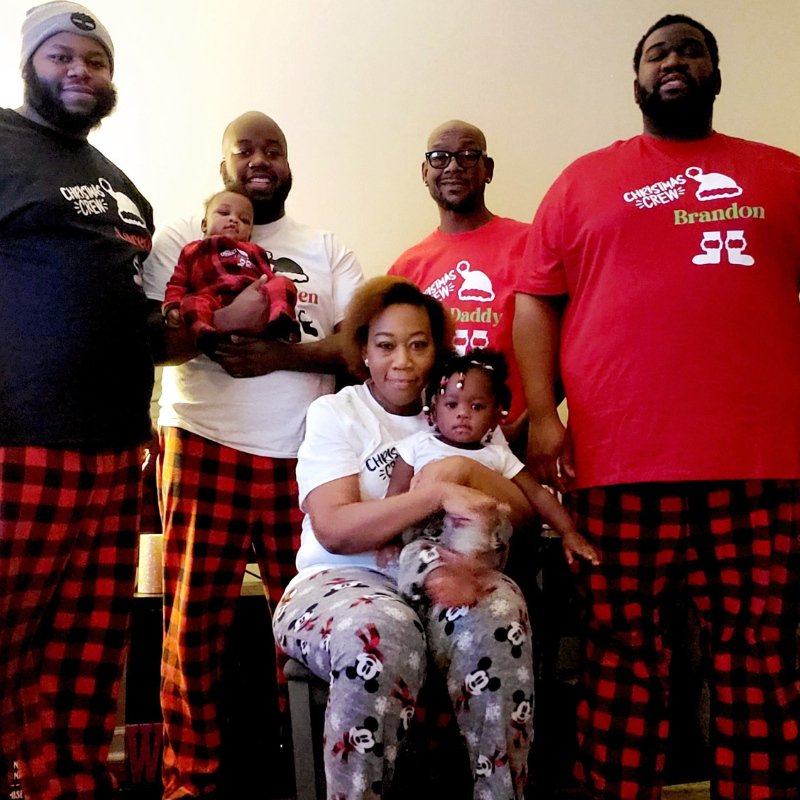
[422,120,494,222]
[222,110,286,155]
[220,110,292,223]
[427,120,487,152]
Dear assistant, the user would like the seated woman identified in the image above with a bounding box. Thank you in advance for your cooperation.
[273,277,535,800]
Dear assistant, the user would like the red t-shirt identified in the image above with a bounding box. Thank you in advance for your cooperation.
[519,133,800,489]
[389,217,531,422]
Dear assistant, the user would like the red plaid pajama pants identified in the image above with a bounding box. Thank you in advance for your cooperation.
[158,426,302,800]
[0,444,142,800]
[567,481,800,800]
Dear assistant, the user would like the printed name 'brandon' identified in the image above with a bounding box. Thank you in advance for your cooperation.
[674,202,765,225]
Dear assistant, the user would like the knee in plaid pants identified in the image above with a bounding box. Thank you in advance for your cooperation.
[0,445,141,800]
[568,481,800,800]
[158,427,302,800]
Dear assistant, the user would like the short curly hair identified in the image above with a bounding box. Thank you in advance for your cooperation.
[633,14,719,73]
[340,276,454,371]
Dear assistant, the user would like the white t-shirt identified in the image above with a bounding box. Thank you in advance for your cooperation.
[396,429,525,480]
[293,384,427,579]
[143,213,364,457]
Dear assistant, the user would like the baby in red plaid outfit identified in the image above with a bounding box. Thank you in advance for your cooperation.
[162,190,300,352]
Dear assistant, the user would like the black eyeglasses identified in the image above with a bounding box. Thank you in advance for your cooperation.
[425,149,484,169]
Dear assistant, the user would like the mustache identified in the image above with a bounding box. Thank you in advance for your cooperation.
[657,68,697,88]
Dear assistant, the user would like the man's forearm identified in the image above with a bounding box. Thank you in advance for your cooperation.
[513,292,564,422]
[266,331,348,374]
[209,328,351,379]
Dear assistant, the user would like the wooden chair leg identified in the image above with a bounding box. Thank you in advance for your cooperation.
[287,671,324,800]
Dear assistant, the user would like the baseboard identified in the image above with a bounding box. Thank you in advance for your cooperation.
[662,781,711,800]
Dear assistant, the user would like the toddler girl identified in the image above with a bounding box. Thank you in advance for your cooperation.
[386,348,598,607]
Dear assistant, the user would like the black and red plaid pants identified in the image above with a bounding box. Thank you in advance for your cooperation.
[0,444,142,800]
[566,480,800,800]
[158,426,302,800]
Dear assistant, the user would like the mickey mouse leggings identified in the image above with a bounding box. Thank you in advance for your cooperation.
[273,566,534,800]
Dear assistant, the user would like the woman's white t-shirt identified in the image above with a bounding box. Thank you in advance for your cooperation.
[291,383,427,585]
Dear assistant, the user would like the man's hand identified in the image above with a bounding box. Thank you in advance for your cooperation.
[527,414,572,492]
[211,338,286,378]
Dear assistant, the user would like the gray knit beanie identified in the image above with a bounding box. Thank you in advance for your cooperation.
[20,2,114,75]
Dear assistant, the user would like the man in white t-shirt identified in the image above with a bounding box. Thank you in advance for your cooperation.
[143,110,364,800]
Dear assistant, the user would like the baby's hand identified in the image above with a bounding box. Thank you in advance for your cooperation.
[562,530,600,566]
[425,550,497,608]
[426,566,483,608]
[376,543,402,568]
[165,308,182,329]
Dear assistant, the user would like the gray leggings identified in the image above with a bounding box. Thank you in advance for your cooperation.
[273,566,534,800]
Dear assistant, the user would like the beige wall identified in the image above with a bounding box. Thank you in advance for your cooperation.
[2,0,798,276]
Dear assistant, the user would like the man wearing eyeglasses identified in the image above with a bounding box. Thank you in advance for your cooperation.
[389,120,531,440]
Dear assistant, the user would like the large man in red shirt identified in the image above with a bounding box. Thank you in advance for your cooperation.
[514,14,800,800]
[389,120,531,433]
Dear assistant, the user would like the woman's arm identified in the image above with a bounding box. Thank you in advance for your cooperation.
[306,473,505,555]
[410,456,532,528]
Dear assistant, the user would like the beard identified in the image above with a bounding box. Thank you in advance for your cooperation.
[636,71,717,136]
[430,183,483,215]
[24,68,117,137]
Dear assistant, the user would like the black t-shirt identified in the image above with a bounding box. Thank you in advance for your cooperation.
[0,109,155,448]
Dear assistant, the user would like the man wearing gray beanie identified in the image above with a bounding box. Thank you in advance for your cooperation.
[0,4,154,799]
